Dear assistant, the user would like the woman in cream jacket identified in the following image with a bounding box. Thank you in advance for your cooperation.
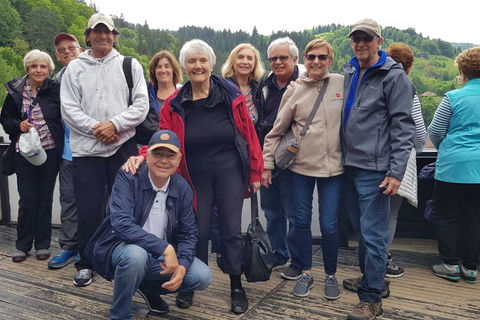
[262,39,344,300]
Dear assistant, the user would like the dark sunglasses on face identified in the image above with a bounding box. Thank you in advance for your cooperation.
[350,35,376,43]
[268,55,292,63]
[305,54,329,61]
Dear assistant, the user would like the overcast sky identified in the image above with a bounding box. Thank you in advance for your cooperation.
[92,0,478,45]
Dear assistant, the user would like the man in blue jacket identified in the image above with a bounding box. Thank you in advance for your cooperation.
[85,130,211,319]
[341,19,415,320]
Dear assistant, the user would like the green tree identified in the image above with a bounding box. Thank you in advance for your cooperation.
[0,0,22,47]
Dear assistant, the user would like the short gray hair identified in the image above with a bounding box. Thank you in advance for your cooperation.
[23,49,55,74]
[179,39,216,69]
[267,37,299,58]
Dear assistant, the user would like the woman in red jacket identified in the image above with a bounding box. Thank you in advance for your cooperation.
[124,39,263,314]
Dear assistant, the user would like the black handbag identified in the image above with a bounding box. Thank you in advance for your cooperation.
[244,191,275,282]
[1,139,16,176]
[274,78,329,170]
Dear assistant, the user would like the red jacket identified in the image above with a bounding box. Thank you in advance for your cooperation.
[139,75,264,210]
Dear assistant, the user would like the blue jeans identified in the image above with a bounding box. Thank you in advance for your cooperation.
[109,243,212,320]
[291,172,342,274]
[261,169,296,264]
[344,167,390,302]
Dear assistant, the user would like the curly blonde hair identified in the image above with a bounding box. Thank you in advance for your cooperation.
[455,46,480,80]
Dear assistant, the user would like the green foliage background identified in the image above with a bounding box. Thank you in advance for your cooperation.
[0,0,477,127]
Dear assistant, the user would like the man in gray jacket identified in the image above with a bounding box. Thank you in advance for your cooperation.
[61,13,148,287]
[341,19,415,320]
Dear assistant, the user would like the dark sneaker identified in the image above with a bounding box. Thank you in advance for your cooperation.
[176,290,194,309]
[231,288,248,314]
[386,255,405,278]
[460,265,477,284]
[73,269,94,287]
[137,281,170,314]
[281,265,302,280]
[293,274,314,297]
[343,276,390,298]
[48,250,78,269]
[324,275,341,300]
[347,301,383,320]
[272,260,289,271]
[431,263,460,282]
[12,250,27,262]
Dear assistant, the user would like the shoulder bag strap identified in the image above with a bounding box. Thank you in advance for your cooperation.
[250,189,259,225]
[298,78,329,139]
[122,56,133,106]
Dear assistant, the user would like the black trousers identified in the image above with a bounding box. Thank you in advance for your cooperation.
[431,180,480,270]
[73,138,137,270]
[15,149,60,252]
[190,157,247,275]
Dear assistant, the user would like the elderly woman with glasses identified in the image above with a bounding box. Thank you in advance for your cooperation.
[1,49,64,263]
[262,39,344,300]
[124,39,263,314]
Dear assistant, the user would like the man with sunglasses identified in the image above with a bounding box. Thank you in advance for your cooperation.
[258,37,300,278]
[47,33,83,269]
[341,19,415,320]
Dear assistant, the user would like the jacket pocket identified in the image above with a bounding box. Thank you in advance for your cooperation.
[375,126,381,170]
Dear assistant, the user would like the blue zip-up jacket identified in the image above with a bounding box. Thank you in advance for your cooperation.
[84,163,197,281]
[341,54,415,180]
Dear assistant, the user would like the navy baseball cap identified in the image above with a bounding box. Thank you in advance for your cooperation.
[148,130,181,153]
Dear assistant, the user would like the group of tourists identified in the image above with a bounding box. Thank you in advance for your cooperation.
[1,12,479,320]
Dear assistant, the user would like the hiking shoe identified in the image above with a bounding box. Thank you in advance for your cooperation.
[431,263,460,282]
[324,275,341,300]
[343,276,390,298]
[48,250,78,269]
[137,281,170,314]
[386,255,404,278]
[347,300,383,320]
[12,250,27,262]
[231,288,248,314]
[73,269,94,287]
[281,265,302,280]
[460,265,477,284]
[293,274,314,297]
[176,291,194,309]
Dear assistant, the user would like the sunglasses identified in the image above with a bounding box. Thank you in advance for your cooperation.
[350,35,377,43]
[268,55,292,63]
[305,54,329,62]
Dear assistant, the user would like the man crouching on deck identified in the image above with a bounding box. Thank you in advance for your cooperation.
[85,130,211,319]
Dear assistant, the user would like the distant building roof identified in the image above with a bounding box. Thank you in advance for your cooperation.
[421,91,437,97]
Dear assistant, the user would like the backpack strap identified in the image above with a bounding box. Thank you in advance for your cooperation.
[122,56,133,106]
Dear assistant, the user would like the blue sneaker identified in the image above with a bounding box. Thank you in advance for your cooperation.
[48,250,78,269]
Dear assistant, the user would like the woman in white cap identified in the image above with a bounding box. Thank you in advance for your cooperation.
[1,49,64,263]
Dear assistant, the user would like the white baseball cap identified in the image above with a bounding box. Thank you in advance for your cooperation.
[19,127,47,166]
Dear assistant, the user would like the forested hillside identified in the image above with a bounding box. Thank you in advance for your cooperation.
[0,0,476,125]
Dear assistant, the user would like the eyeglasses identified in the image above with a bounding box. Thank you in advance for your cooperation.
[56,45,79,54]
[268,55,292,63]
[305,54,329,62]
[350,35,377,44]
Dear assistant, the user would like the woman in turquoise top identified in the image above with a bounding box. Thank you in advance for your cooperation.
[428,46,480,284]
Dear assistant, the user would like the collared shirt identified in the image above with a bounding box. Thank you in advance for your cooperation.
[21,80,56,150]
[142,176,169,239]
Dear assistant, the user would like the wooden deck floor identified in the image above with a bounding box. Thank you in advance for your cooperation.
[0,224,478,320]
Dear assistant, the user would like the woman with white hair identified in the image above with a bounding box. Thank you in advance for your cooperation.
[1,49,64,262]
[125,39,263,314]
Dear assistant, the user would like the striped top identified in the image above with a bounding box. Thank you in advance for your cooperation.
[427,96,451,149]
[412,95,427,153]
